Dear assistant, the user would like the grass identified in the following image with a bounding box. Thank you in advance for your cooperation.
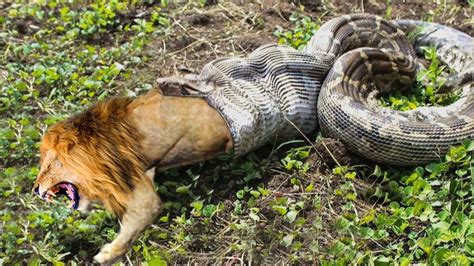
[1,1,473,265]
[380,46,461,110]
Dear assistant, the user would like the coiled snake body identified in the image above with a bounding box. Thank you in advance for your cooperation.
[158,14,473,166]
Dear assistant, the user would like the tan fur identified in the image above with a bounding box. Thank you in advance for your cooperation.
[33,88,233,263]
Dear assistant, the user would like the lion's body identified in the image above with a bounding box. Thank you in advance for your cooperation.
[127,90,233,170]
[34,89,232,263]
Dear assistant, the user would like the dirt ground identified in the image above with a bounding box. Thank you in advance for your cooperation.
[145,0,472,81]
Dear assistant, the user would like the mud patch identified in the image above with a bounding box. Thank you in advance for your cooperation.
[12,16,41,35]
[167,35,195,51]
[186,13,212,26]
[234,34,274,52]
[308,138,352,169]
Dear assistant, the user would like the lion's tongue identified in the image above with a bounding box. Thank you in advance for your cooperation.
[58,182,73,199]
[46,182,80,209]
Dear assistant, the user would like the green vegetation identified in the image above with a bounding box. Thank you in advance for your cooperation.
[1,1,472,265]
[1,1,170,263]
[274,12,321,50]
[380,46,460,110]
[328,141,474,264]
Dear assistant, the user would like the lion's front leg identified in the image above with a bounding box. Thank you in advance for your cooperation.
[94,180,162,264]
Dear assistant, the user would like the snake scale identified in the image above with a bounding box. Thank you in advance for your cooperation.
[157,14,473,166]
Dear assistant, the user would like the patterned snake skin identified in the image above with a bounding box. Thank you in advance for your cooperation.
[157,14,473,166]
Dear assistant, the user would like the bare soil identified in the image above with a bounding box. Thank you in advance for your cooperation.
[145,0,472,81]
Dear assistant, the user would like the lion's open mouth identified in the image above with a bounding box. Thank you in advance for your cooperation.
[42,182,80,209]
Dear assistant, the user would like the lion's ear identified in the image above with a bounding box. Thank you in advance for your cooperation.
[56,133,78,153]
[43,126,78,154]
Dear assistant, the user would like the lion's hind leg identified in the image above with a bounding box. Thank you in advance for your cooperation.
[94,178,162,264]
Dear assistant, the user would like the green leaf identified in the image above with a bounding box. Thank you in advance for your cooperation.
[190,200,203,211]
[414,200,428,216]
[336,217,351,230]
[359,210,375,225]
[344,171,356,179]
[399,257,411,266]
[446,145,467,162]
[282,234,294,247]
[250,190,261,198]
[249,211,260,222]
[455,169,467,177]
[176,184,191,194]
[236,190,245,199]
[286,210,298,223]
[373,165,382,177]
[272,205,287,216]
[159,214,169,223]
[359,227,374,238]
[202,204,217,218]
[465,140,474,151]
[417,237,432,255]
[146,256,167,266]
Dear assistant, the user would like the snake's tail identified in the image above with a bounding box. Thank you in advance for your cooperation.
[393,19,473,74]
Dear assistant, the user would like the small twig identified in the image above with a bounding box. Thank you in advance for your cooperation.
[283,116,341,168]
[271,191,325,196]
[319,138,343,168]
[224,253,243,266]
[125,254,133,265]
[359,0,365,13]
[216,224,231,237]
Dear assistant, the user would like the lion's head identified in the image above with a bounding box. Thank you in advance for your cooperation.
[33,97,146,217]
[33,148,90,210]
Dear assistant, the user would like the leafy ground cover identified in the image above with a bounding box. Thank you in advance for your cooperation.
[1,0,473,264]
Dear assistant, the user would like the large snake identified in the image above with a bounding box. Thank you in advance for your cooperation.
[157,14,473,166]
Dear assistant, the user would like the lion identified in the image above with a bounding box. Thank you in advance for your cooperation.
[33,86,234,263]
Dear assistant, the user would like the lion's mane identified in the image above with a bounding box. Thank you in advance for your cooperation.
[40,97,146,217]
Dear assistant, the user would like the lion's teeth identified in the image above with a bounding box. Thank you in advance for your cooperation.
[41,183,78,207]
[67,190,73,200]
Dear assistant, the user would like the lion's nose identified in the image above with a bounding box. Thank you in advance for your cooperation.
[33,184,39,195]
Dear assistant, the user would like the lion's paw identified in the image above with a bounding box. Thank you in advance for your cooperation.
[94,243,125,264]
